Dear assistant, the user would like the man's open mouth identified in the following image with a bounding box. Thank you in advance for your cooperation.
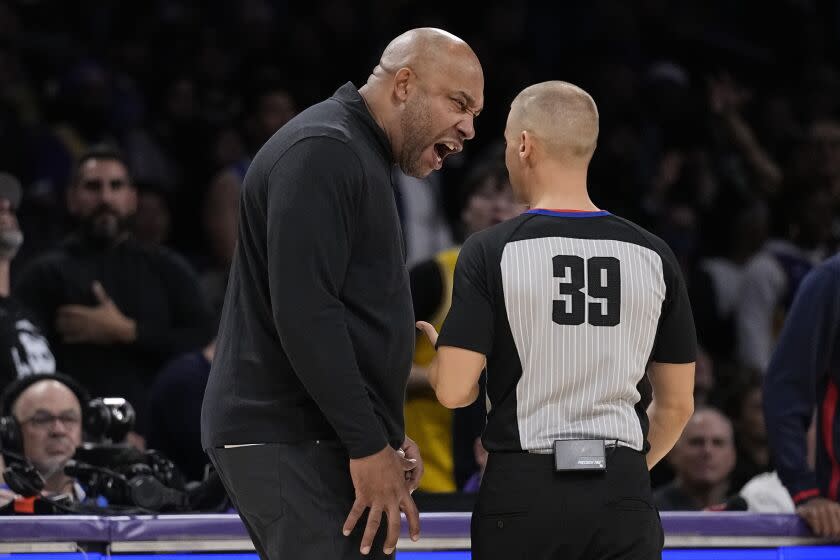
[434,141,460,161]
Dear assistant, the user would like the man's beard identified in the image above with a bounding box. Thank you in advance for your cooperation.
[398,95,435,178]
[82,205,132,245]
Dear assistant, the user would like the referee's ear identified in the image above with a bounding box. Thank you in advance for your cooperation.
[519,130,536,167]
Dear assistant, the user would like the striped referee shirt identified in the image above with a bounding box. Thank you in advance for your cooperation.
[437,209,696,453]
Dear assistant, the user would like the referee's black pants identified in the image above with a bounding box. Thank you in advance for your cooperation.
[472,446,663,560]
[206,441,392,560]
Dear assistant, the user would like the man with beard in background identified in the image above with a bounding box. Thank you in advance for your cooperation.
[13,147,213,448]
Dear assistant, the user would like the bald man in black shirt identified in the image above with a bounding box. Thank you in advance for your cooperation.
[201,28,484,559]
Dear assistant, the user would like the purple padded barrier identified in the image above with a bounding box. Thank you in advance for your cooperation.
[400,512,471,538]
[660,512,812,537]
[109,514,250,540]
[0,515,109,541]
[108,513,471,541]
[396,513,813,539]
[0,512,816,542]
[103,512,818,541]
[396,513,813,540]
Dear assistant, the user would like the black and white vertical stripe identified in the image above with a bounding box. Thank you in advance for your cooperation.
[500,237,666,452]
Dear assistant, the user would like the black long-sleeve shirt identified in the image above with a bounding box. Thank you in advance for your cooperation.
[13,236,214,426]
[201,83,414,459]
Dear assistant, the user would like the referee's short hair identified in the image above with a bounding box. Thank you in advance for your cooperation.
[509,81,599,162]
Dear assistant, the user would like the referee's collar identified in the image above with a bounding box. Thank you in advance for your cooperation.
[526,208,610,218]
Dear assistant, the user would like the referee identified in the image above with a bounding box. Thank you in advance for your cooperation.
[417,81,696,559]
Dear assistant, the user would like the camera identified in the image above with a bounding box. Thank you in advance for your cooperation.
[1,395,195,513]
[85,397,136,444]
[64,397,190,511]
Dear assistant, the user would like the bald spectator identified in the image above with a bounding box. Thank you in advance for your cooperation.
[0,374,88,505]
[654,408,737,511]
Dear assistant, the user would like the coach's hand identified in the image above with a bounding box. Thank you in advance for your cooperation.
[797,497,840,538]
[344,445,420,556]
[401,436,424,494]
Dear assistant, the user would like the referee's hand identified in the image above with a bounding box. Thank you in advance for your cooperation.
[343,445,421,555]
[416,321,439,347]
[401,435,424,494]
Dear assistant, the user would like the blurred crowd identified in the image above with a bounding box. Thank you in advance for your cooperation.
[1,0,840,511]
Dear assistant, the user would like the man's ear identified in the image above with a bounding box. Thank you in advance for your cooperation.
[520,130,535,165]
[393,68,414,103]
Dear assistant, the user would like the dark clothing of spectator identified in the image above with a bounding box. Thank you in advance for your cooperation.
[13,235,213,432]
[731,445,772,494]
[654,481,703,511]
[147,350,211,482]
[0,296,56,390]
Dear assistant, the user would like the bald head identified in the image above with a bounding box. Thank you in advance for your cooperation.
[12,379,81,419]
[12,379,83,485]
[361,28,484,177]
[683,407,734,439]
[508,81,599,163]
[670,407,736,489]
[376,28,481,81]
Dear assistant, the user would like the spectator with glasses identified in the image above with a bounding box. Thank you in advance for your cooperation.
[0,374,88,506]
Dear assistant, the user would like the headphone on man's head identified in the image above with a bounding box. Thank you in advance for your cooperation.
[0,373,92,453]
